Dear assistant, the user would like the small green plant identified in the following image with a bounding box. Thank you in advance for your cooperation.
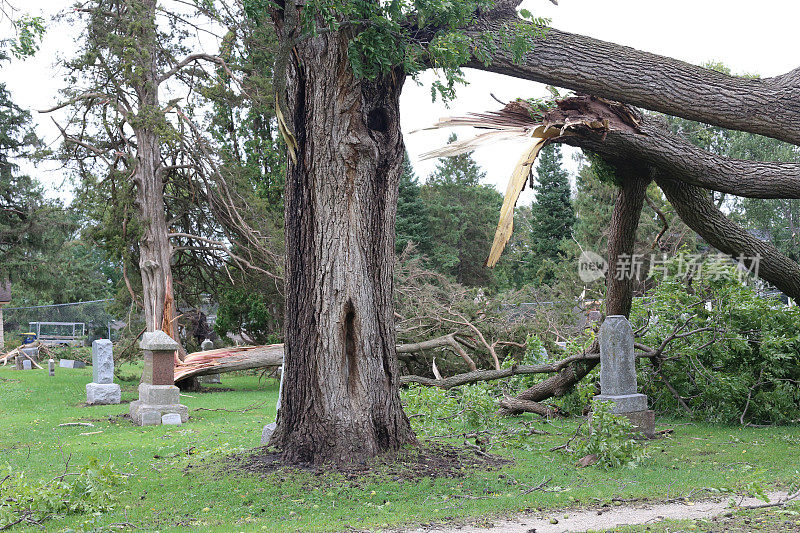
[0,458,127,529]
[575,401,645,469]
[402,382,499,435]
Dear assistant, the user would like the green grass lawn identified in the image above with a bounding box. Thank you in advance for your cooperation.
[1,364,799,532]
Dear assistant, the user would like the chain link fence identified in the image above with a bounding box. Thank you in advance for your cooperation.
[1,299,121,350]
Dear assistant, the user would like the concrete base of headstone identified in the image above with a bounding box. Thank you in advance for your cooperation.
[595,393,648,414]
[129,383,188,426]
[86,382,121,405]
[261,422,277,445]
[624,409,656,439]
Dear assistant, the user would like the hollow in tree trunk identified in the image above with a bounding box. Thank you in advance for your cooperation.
[268,29,416,464]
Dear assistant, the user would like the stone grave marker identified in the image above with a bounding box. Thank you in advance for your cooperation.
[129,331,188,426]
[86,339,121,405]
[199,339,221,384]
[593,315,655,438]
[59,359,86,369]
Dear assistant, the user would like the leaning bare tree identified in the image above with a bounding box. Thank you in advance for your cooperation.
[45,0,281,349]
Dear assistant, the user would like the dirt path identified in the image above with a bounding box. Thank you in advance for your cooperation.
[404,491,789,533]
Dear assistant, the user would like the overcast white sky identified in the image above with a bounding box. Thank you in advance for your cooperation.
[2,0,800,204]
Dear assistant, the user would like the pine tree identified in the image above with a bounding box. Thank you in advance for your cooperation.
[395,153,431,255]
[422,134,502,286]
[530,144,576,260]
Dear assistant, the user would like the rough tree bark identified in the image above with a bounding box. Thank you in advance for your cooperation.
[467,20,800,146]
[268,24,416,464]
[130,0,178,343]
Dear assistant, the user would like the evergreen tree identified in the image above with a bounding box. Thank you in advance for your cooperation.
[422,135,502,286]
[395,153,430,255]
[497,145,575,288]
[530,144,575,259]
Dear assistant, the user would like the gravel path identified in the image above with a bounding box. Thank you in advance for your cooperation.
[403,491,789,533]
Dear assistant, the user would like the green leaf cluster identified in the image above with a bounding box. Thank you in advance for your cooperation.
[244,0,548,102]
[632,255,800,424]
[0,458,127,529]
[575,401,646,469]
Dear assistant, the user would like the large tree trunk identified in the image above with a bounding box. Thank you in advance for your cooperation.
[135,130,176,340]
[268,27,416,464]
[131,0,178,345]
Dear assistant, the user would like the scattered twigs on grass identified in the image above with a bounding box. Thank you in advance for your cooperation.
[739,488,800,509]
[549,420,585,453]
[521,476,552,494]
[192,400,270,413]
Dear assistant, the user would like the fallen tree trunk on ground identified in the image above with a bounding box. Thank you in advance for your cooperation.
[174,344,284,382]
[173,333,491,383]
[499,395,559,417]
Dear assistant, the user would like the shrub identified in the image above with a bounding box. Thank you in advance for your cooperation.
[0,458,127,529]
[632,256,800,424]
[576,401,645,469]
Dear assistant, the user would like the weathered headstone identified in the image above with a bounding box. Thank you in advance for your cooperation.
[129,331,188,426]
[199,339,221,384]
[593,315,655,438]
[22,359,32,370]
[161,413,182,425]
[92,339,114,384]
[15,354,23,370]
[86,339,121,405]
[48,358,55,377]
[261,422,276,444]
[59,359,86,369]
[20,346,39,362]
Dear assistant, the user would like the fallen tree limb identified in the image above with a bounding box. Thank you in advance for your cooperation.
[498,395,559,417]
[174,333,491,383]
[174,344,284,382]
[397,332,477,371]
[467,12,800,146]
[739,488,800,509]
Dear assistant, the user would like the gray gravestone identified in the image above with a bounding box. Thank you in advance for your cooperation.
[20,346,39,361]
[199,339,221,384]
[22,359,31,370]
[86,339,121,405]
[48,358,55,376]
[594,315,654,437]
[59,359,86,369]
[261,422,276,445]
[161,413,182,425]
[92,339,114,384]
[260,365,285,445]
